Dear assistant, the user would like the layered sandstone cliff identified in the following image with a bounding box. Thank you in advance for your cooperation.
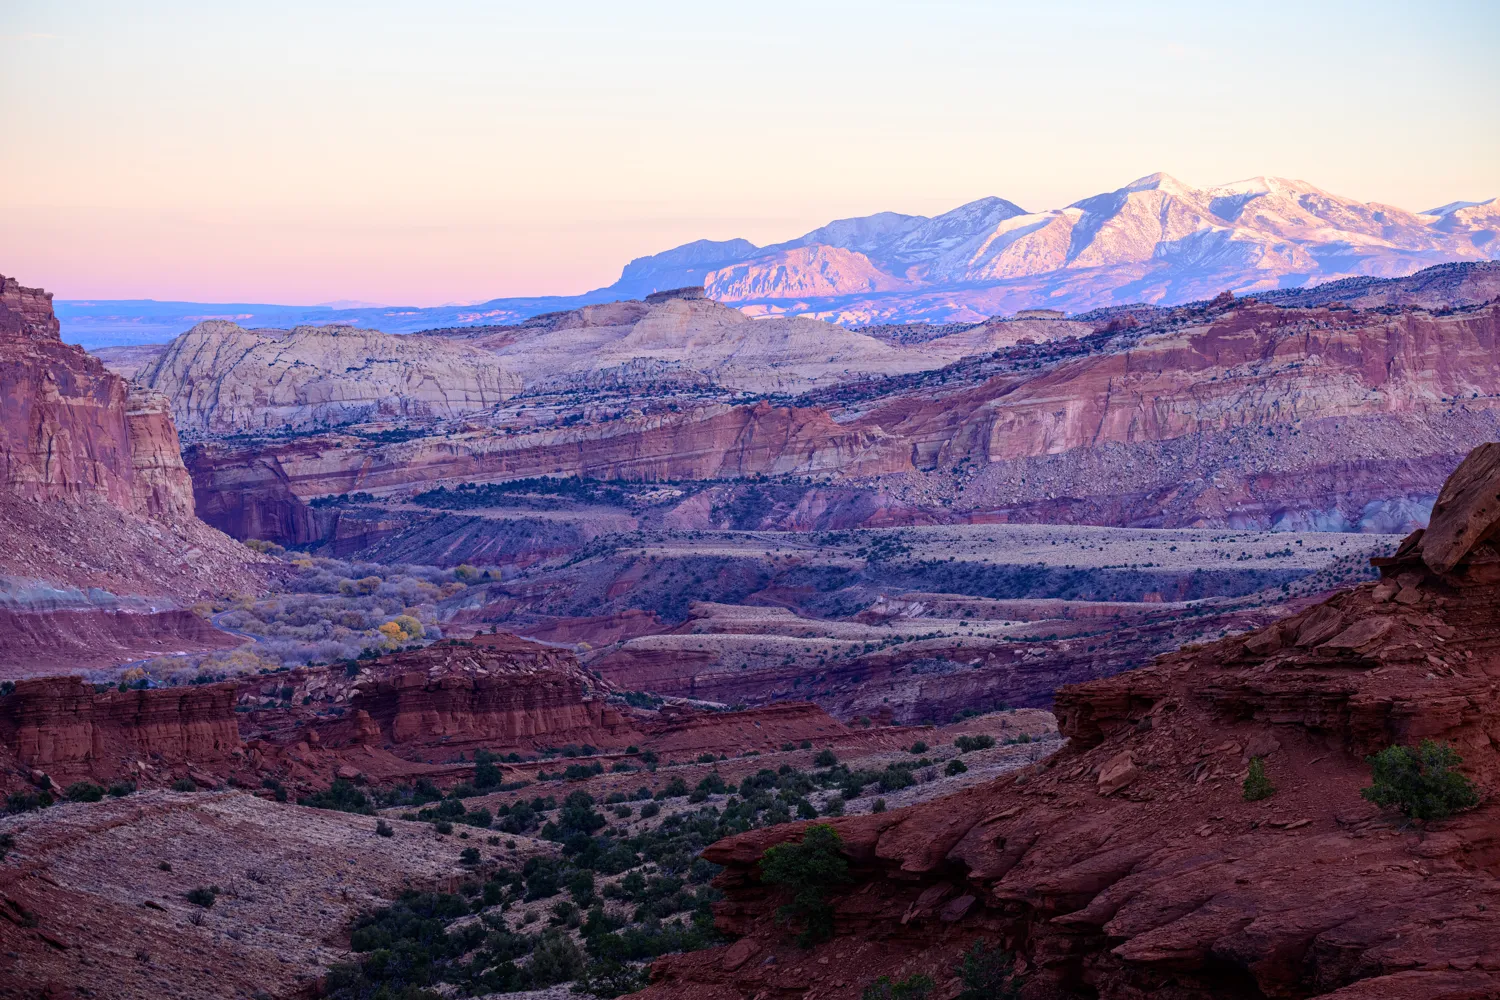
[0,275,260,607]
[428,292,957,394]
[137,320,522,436]
[334,633,638,751]
[643,444,1500,1000]
[0,275,195,518]
[183,275,1500,545]
[186,400,909,543]
[0,676,241,781]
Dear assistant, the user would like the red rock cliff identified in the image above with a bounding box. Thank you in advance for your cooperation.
[306,634,640,752]
[643,444,1500,1000]
[0,676,241,781]
[0,274,195,519]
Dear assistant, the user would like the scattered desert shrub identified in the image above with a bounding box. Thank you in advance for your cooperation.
[298,778,374,815]
[759,823,852,946]
[945,759,968,776]
[863,973,934,1000]
[954,734,995,753]
[1362,740,1480,823]
[64,781,105,803]
[955,939,1024,999]
[185,887,217,907]
[1242,758,1275,801]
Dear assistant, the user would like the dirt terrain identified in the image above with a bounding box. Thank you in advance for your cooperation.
[0,791,546,1000]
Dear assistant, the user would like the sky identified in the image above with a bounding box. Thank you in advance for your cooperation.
[2,0,1497,306]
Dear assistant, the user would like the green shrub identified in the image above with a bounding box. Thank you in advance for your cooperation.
[0,833,13,861]
[375,819,394,837]
[758,823,852,946]
[1362,740,1480,823]
[878,765,915,792]
[872,798,887,813]
[460,846,480,865]
[6,790,54,813]
[1242,758,1275,801]
[655,777,688,800]
[863,973,934,1000]
[528,928,587,985]
[185,887,217,907]
[814,749,837,767]
[909,741,928,754]
[578,958,648,998]
[945,759,968,776]
[64,782,105,803]
[298,778,374,815]
[954,734,995,753]
[172,779,198,793]
[822,795,846,817]
[108,781,135,798]
[640,802,660,819]
[955,939,1023,999]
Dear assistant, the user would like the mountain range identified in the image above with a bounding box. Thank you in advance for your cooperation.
[56,173,1498,346]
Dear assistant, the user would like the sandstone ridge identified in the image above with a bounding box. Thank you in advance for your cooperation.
[137,319,522,436]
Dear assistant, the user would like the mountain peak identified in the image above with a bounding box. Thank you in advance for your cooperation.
[1122,172,1193,196]
[1425,199,1496,217]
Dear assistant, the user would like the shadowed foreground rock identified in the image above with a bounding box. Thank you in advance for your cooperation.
[641,445,1500,999]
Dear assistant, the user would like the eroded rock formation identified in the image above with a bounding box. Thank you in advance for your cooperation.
[0,676,241,782]
[642,443,1500,999]
[137,320,522,436]
[185,399,909,543]
[334,633,637,751]
[0,273,261,663]
[0,275,195,518]
[184,281,1500,545]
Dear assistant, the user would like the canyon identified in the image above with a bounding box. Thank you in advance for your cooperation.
[640,441,1500,1000]
[158,265,1500,557]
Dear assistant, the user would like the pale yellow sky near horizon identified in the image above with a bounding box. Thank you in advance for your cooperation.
[2,0,1497,305]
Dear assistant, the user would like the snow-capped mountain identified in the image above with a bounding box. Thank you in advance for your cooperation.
[602,173,1500,323]
[55,174,1500,346]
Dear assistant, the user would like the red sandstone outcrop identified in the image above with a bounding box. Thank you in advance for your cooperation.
[641,444,1500,1000]
[0,275,261,604]
[0,676,241,784]
[336,634,637,751]
[0,275,195,518]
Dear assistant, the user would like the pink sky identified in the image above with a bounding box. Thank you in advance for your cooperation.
[2,1,1496,305]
